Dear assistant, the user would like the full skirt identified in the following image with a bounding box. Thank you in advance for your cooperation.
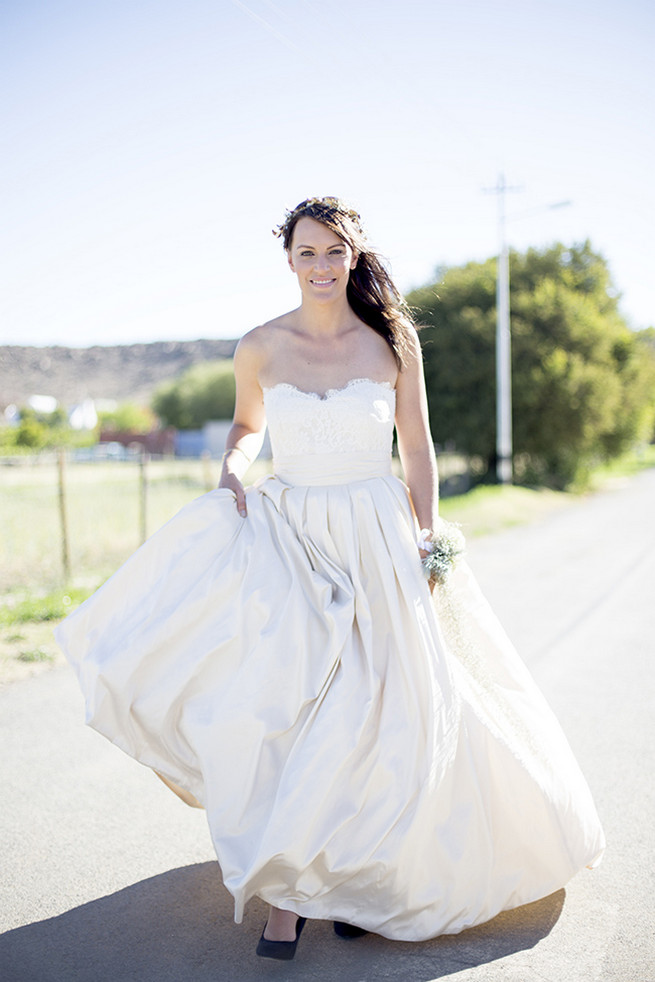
[55,473,605,940]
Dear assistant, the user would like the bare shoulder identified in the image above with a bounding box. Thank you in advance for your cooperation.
[397,325,424,385]
[237,314,295,353]
[235,324,267,356]
[234,315,298,384]
[403,324,423,363]
[234,323,273,370]
[231,328,265,389]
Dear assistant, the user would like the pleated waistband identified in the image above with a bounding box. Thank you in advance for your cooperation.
[273,451,392,486]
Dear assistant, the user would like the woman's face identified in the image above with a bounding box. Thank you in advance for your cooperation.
[287,217,358,302]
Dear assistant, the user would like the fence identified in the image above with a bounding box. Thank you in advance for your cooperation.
[1,450,479,592]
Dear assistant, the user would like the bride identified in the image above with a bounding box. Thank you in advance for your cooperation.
[56,196,605,962]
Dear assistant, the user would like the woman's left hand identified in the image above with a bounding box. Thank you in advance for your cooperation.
[419,547,437,595]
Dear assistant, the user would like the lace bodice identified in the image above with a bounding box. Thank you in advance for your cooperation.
[262,378,396,458]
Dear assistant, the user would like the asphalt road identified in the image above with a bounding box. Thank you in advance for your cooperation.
[1,470,654,982]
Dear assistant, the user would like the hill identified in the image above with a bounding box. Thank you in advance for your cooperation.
[0,339,239,409]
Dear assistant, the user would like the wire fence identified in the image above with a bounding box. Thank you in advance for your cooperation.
[1,450,476,593]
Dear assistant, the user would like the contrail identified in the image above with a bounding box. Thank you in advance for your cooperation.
[229,0,301,52]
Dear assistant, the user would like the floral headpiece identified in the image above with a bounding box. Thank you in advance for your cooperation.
[273,196,365,242]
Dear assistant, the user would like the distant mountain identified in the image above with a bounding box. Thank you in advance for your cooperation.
[0,338,239,409]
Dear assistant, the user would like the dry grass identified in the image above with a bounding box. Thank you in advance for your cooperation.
[439,483,572,536]
[0,621,68,686]
[0,456,272,594]
[0,456,276,685]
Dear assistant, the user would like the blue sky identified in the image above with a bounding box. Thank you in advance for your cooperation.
[2,0,653,347]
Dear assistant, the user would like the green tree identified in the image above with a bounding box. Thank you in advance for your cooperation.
[98,402,157,433]
[408,242,655,488]
[409,257,497,459]
[628,328,655,445]
[0,407,96,453]
[15,413,48,449]
[152,359,236,429]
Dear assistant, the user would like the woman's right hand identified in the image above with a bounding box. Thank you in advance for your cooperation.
[219,470,248,518]
[217,329,269,519]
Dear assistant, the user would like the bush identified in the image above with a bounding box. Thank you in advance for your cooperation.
[152,360,236,429]
[98,402,157,433]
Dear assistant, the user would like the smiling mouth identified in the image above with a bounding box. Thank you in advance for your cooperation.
[310,278,336,286]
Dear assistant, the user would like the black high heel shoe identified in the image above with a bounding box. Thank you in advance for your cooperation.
[256,916,307,960]
[333,921,369,939]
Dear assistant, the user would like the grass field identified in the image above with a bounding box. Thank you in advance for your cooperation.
[2,447,653,684]
[0,456,272,594]
[1,456,263,682]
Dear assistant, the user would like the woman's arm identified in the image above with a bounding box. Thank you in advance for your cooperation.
[395,329,439,536]
[218,331,267,516]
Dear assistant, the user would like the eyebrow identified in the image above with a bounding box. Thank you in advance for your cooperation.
[295,242,344,249]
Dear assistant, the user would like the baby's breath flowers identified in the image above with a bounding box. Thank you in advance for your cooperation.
[273,197,365,242]
[418,522,466,586]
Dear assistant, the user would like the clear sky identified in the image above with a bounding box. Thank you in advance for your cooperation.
[2,0,653,347]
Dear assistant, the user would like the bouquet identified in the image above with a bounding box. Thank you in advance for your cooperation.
[418,521,466,585]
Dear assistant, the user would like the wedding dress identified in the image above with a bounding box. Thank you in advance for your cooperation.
[55,378,605,941]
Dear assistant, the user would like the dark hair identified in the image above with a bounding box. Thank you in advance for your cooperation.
[274,197,414,367]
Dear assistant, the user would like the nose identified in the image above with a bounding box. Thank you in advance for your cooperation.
[313,253,330,271]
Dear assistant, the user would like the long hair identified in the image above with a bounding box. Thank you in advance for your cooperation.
[274,197,414,367]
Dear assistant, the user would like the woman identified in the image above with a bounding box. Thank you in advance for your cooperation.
[56,197,604,961]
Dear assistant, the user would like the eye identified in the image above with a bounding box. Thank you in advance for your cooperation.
[300,250,314,257]
[330,248,344,255]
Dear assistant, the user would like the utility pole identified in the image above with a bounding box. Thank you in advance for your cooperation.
[484,174,522,483]
[483,180,571,483]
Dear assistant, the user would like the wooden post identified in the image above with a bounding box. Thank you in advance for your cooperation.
[201,449,213,492]
[139,451,149,544]
[57,448,71,580]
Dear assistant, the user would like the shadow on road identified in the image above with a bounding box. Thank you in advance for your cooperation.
[0,862,565,982]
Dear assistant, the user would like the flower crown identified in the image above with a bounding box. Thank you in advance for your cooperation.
[273,196,365,241]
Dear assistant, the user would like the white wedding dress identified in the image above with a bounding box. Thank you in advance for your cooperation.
[56,378,604,941]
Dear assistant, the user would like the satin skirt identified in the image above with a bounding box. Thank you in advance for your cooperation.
[55,466,604,940]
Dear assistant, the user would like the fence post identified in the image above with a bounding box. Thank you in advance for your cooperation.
[139,451,149,543]
[57,448,71,580]
[202,449,213,492]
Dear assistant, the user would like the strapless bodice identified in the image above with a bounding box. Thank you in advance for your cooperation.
[262,378,396,485]
[262,378,396,456]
